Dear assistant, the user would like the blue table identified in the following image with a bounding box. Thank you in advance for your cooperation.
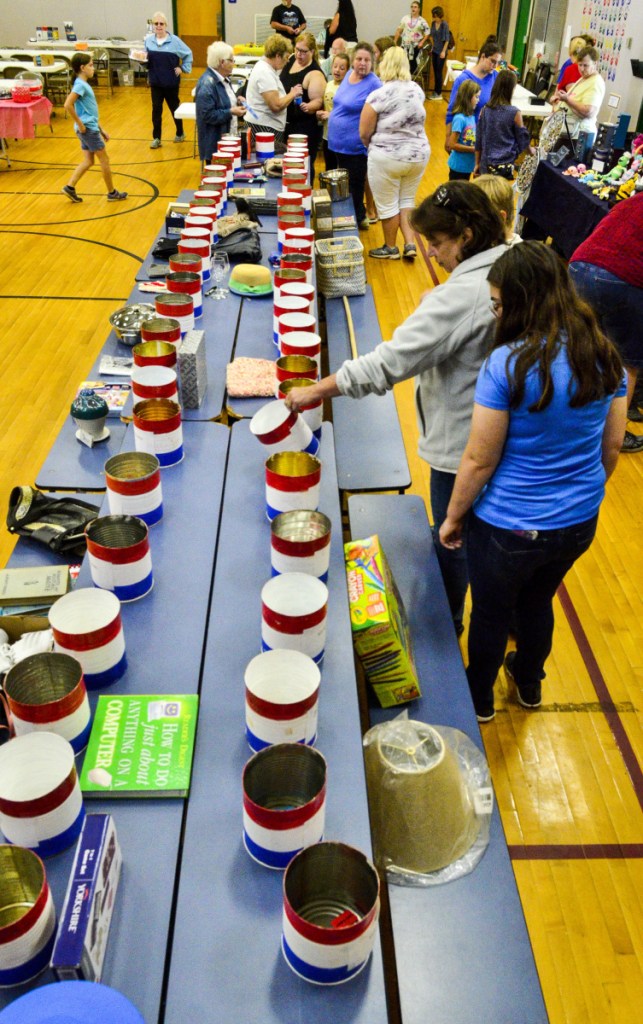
[348,494,548,1024]
[326,289,411,493]
[0,422,231,1024]
[164,421,388,1023]
[35,417,129,492]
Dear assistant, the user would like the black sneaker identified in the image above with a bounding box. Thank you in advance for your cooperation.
[62,185,82,203]
[504,651,542,709]
[621,430,643,452]
[475,705,495,723]
[107,190,128,202]
[369,245,400,260]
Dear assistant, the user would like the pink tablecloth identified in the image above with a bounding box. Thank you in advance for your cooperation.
[0,97,53,138]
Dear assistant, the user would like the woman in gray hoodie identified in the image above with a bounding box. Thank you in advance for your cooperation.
[285,181,507,635]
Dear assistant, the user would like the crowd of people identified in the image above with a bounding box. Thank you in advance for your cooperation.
[59,12,640,720]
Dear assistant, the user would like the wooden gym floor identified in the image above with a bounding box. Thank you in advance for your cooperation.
[0,76,641,1023]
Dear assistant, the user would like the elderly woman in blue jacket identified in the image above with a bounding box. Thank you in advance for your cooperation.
[195,42,247,163]
[145,11,193,148]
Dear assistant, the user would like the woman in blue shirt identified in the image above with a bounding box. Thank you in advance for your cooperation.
[429,6,450,100]
[328,42,380,227]
[440,243,626,722]
[145,11,193,148]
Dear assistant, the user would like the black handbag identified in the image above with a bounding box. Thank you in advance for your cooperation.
[152,236,179,260]
[212,227,262,263]
[7,486,99,559]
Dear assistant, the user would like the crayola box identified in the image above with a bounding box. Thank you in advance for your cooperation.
[344,535,421,708]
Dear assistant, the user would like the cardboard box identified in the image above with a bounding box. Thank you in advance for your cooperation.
[344,535,421,708]
[165,202,189,236]
[51,814,122,982]
[0,613,50,642]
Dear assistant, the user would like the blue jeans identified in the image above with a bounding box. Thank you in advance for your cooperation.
[430,468,469,633]
[466,513,598,712]
[569,261,643,370]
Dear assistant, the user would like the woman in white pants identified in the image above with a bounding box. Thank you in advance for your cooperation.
[359,46,430,260]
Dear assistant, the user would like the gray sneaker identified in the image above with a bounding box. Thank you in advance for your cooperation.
[369,245,400,260]
[150,138,161,149]
[107,190,128,201]
[62,185,82,203]
[621,430,643,452]
[173,134,186,143]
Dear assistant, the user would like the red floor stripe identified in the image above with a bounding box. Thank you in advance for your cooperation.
[558,581,643,813]
[509,843,643,860]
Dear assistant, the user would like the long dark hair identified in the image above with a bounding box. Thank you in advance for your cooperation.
[487,242,623,410]
[487,69,517,108]
[410,181,505,262]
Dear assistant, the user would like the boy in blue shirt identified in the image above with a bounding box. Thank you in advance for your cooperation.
[62,53,127,203]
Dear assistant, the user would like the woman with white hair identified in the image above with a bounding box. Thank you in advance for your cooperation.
[359,46,430,259]
[145,11,193,149]
[195,42,247,162]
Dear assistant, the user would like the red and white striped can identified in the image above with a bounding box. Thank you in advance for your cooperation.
[184,215,215,245]
[286,149,309,176]
[244,649,320,751]
[104,451,163,526]
[218,140,241,170]
[198,180,226,212]
[278,210,306,250]
[279,281,315,314]
[208,153,234,182]
[261,573,328,663]
[284,227,315,249]
[277,377,323,436]
[132,341,177,370]
[281,251,313,284]
[279,330,321,374]
[275,355,318,393]
[155,292,194,336]
[131,365,178,403]
[283,168,308,190]
[169,251,202,276]
[255,131,275,158]
[278,190,303,211]
[4,653,91,755]
[133,398,183,468]
[49,589,127,689]
[273,294,310,346]
[250,400,319,458]
[166,270,203,319]
[243,744,326,869]
[274,266,307,299]
[189,203,219,232]
[178,237,211,281]
[282,842,380,985]
[85,515,153,603]
[287,182,312,213]
[282,239,313,263]
[0,733,85,857]
[140,316,181,346]
[288,134,308,147]
[271,510,331,581]
[278,312,317,350]
[265,450,321,521]
[283,155,306,176]
[0,846,57,987]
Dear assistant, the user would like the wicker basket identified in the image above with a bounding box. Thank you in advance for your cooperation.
[314,237,365,298]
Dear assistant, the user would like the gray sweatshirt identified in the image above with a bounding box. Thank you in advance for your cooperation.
[335,245,508,473]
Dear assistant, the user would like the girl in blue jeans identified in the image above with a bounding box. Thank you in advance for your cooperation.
[440,243,626,722]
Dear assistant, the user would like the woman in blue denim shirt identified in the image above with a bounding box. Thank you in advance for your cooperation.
[440,243,626,722]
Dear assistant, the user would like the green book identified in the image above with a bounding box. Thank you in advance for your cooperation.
[80,695,199,798]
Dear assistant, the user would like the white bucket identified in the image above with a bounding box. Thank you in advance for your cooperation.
[250,400,319,457]
[261,573,328,664]
[131,366,178,404]
[279,330,321,374]
[245,649,320,751]
[0,733,85,857]
[49,589,126,690]
[242,743,326,869]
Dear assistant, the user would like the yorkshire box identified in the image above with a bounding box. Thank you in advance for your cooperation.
[344,535,421,708]
[51,813,122,982]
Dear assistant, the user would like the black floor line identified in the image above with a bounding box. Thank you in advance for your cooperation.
[0,228,143,262]
[0,295,129,301]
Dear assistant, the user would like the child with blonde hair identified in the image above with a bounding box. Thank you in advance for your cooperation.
[473,174,521,244]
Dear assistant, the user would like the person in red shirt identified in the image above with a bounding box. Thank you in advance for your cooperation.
[569,192,643,452]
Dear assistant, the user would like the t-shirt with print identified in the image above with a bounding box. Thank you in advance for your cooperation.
[366,81,430,163]
[398,14,430,49]
[72,77,99,132]
[447,112,476,173]
[271,4,306,38]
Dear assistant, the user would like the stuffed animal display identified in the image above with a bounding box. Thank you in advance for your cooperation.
[563,136,643,203]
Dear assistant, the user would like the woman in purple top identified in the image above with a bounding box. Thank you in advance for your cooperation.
[429,6,450,100]
[445,38,501,151]
[474,70,533,178]
[328,42,380,227]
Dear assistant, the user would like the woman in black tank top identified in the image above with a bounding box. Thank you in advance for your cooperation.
[280,31,327,181]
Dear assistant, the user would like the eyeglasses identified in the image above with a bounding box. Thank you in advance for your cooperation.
[153,22,165,26]
[489,299,502,316]
[295,48,310,55]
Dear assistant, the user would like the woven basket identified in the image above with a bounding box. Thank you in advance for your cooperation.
[314,237,365,298]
